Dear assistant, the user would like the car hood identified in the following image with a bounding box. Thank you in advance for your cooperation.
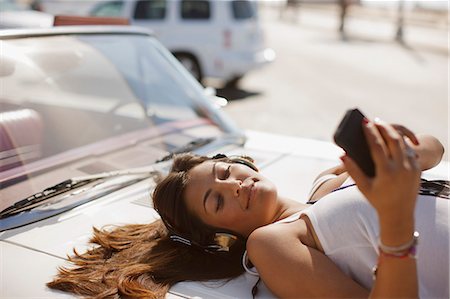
[1,131,448,298]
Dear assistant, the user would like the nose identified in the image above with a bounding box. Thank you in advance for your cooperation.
[216,178,241,198]
[215,178,249,210]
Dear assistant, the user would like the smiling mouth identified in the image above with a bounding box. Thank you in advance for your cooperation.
[246,181,257,209]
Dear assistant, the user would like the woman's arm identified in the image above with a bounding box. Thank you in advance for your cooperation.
[310,130,444,202]
[247,222,369,298]
[342,119,421,298]
[308,165,349,202]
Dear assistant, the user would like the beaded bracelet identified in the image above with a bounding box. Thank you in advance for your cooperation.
[379,242,418,259]
[378,231,419,255]
[372,231,419,280]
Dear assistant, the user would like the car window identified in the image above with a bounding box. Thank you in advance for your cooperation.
[0,0,25,11]
[180,0,210,20]
[134,0,166,20]
[91,1,124,17]
[231,0,256,20]
[0,33,224,173]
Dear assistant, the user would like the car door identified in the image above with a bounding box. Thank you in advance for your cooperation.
[226,0,264,53]
[169,0,220,77]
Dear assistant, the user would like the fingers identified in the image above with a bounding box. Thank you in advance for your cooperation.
[373,120,406,164]
[362,119,390,172]
[405,145,420,170]
[364,119,419,174]
[391,124,420,146]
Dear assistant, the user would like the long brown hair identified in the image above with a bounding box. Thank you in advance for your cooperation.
[47,153,247,298]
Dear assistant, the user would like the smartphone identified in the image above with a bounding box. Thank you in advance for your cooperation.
[334,108,375,177]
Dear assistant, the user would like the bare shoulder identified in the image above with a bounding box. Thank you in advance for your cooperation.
[247,223,284,244]
[247,222,300,256]
[246,222,368,298]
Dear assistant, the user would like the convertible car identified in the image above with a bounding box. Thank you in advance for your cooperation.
[0,25,447,298]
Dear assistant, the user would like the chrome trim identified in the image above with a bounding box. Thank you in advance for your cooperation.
[0,25,154,39]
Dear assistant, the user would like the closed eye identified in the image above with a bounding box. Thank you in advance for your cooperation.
[220,165,231,180]
[216,195,224,212]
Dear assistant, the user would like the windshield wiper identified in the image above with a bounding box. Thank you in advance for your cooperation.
[0,166,159,219]
[156,137,216,162]
[0,179,95,219]
[3,136,217,216]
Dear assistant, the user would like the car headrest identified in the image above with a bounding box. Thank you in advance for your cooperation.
[0,108,43,171]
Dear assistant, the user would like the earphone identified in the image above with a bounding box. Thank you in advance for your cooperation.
[212,153,258,172]
[169,231,238,252]
[163,216,240,253]
[166,153,258,253]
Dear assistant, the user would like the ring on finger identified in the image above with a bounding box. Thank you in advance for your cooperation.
[406,146,416,158]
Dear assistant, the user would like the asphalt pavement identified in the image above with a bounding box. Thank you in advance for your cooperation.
[219,3,449,161]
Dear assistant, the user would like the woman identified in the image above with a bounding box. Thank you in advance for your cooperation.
[48,119,448,298]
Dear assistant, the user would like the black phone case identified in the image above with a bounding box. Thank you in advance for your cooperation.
[334,108,375,177]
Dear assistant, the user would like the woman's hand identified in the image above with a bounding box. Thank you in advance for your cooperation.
[340,118,423,298]
[389,124,444,170]
[391,124,420,146]
[341,119,421,246]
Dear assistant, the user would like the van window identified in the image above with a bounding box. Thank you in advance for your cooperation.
[231,0,256,20]
[91,1,124,17]
[134,0,166,20]
[181,0,210,20]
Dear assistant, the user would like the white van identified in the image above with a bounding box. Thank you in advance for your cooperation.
[90,0,275,85]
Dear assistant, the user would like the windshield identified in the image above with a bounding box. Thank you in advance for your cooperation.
[0,0,24,11]
[0,31,235,197]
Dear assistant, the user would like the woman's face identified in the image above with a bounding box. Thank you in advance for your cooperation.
[184,160,279,237]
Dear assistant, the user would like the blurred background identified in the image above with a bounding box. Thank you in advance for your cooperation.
[221,1,449,161]
[2,0,448,160]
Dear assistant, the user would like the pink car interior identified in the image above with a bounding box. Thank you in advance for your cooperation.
[0,106,43,172]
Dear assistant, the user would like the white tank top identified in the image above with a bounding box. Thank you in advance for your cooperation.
[244,178,449,297]
[301,182,449,298]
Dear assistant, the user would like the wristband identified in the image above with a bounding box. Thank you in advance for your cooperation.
[378,231,419,255]
[372,231,419,281]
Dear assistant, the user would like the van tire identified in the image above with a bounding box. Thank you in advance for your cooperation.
[174,53,202,82]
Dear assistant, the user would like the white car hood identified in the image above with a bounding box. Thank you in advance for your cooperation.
[1,131,448,298]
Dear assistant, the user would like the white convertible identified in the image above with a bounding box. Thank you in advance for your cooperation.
[0,25,447,298]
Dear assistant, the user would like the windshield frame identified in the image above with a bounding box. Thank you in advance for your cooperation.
[0,26,244,185]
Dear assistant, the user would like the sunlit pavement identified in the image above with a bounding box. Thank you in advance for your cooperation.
[222,3,448,161]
